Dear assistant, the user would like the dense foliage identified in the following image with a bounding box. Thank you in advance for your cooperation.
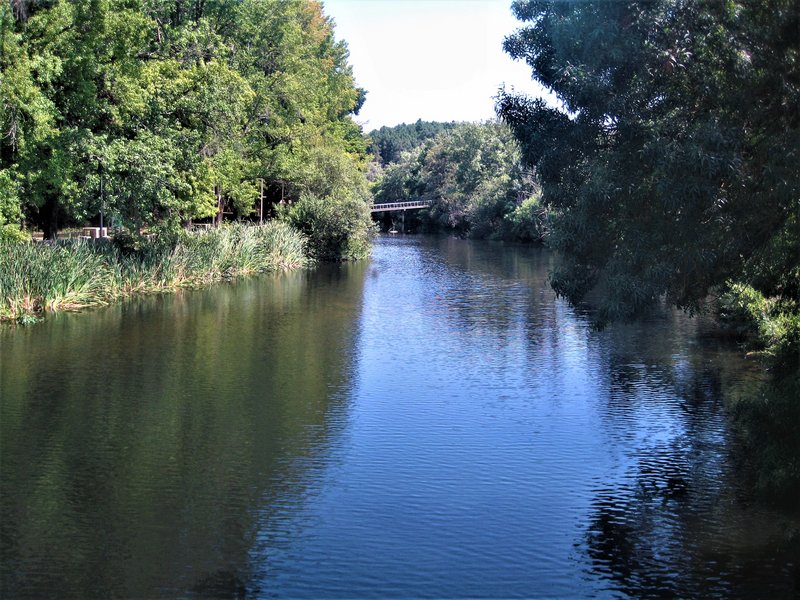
[281,192,373,261]
[0,0,372,254]
[498,0,799,494]
[368,119,457,166]
[373,121,544,241]
[498,0,798,322]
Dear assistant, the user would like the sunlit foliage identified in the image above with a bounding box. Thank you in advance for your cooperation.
[0,0,371,247]
[373,121,544,241]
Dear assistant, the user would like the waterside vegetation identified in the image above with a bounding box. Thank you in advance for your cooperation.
[0,0,372,244]
[0,222,307,323]
[0,0,375,323]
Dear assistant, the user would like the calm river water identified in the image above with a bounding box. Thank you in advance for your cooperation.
[1,235,798,598]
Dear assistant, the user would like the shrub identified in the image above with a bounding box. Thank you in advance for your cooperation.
[717,283,799,366]
[718,281,800,499]
[281,194,374,261]
[507,193,547,243]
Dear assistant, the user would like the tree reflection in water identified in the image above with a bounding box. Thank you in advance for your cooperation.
[585,357,800,598]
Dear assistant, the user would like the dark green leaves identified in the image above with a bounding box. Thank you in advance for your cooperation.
[498,0,800,321]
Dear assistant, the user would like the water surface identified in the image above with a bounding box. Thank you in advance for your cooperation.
[1,235,798,598]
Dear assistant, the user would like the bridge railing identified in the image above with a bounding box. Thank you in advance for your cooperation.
[370,200,431,213]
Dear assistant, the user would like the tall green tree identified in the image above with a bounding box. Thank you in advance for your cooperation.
[498,0,800,493]
[0,0,372,248]
[497,0,799,323]
[368,119,457,166]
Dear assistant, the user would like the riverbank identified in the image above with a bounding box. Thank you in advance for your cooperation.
[0,222,308,324]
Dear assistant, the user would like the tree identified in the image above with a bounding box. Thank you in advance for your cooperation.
[498,0,800,494]
[373,121,542,240]
[0,0,372,244]
[497,0,799,323]
[368,119,458,166]
[230,0,368,204]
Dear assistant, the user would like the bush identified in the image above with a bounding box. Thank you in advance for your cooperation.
[717,283,799,366]
[281,193,374,261]
[0,224,30,242]
[0,172,29,242]
[717,281,800,499]
[466,178,511,240]
[507,193,547,243]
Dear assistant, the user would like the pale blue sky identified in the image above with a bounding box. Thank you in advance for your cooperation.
[323,0,555,130]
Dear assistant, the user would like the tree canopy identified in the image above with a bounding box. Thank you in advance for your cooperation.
[1,0,370,241]
[368,119,458,167]
[497,0,800,493]
[497,0,799,324]
[373,121,544,241]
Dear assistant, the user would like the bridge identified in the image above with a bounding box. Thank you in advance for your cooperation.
[370,200,431,213]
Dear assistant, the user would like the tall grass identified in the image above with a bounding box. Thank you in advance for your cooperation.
[0,222,308,323]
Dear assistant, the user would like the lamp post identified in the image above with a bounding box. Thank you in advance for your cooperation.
[92,155,106,238]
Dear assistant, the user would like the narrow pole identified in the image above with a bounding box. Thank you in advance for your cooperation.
[259,179,264,225]
[99,171,104,234]
[216,185,223,227]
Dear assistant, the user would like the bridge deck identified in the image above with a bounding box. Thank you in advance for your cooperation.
[370,200,431,213]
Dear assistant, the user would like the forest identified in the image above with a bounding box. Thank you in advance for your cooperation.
[372,120,545,241]
[368,119,457,166]
[0,0,372,247]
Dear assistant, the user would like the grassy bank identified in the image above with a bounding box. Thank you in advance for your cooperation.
[0,222,308,324]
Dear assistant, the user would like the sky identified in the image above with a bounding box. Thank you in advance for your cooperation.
[323,0,556,131]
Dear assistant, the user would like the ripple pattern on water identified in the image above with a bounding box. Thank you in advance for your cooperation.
[2,235,798,599]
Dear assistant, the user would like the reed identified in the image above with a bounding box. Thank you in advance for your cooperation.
[0,222,308,323]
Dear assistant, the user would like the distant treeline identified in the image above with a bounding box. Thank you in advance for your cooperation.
[371,121,544,242]
[368,120,458,166]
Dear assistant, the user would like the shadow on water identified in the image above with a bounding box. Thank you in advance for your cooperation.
[2,235,799,598]
[396,235,800,597]
[581,312,800,598]
[0,262,368,598]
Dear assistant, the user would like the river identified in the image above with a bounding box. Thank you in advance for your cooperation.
[1,235,798,598]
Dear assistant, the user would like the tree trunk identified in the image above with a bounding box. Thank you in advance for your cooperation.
[193,0,205,22]
[42,196,59,240]
[215,185,223,227]
[174,0,183,26]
